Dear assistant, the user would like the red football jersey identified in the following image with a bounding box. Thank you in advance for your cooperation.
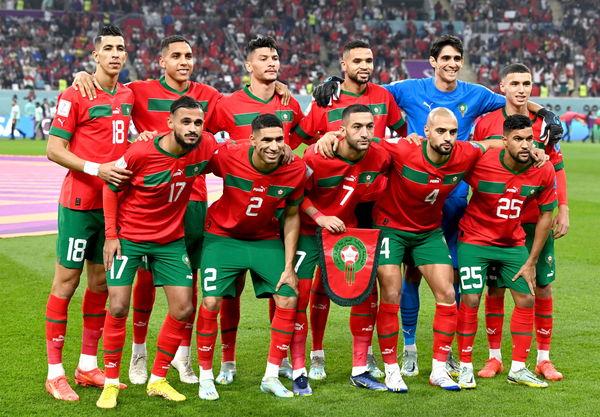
[50,84,134,210]
[206,86,303,144]
[472,108,564,223]
[301,142,391,235]
[373,140,485,232]
[459,148,557,247]
[204,142,306,240]
[113,133,218,244]
[291,83,405,144]
[127,77,223,202]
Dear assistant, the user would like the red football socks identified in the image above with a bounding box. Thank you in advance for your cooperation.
[103,313,128,379]
[220,296,240,363]
[535,297,553,351]
[457,303,479,363]
[309,269,330,351]
[45,294,69,365]
[432,303,457,361]
[484,295,505,350]
[268,306,296,366]
[179,271,198,349]
[132,268,156,344]
[81,289,108,356]
[151,314,186,378]
[350,299,374,367]
[291,279,312,370]
[511,306,534,362]
[196,305,219,370]
[376,302,400,364]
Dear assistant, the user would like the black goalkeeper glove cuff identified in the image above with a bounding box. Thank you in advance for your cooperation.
[537,108,563,144]
[312,76,344,108]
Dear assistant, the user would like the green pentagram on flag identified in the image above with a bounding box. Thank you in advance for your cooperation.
[332,236,368,285]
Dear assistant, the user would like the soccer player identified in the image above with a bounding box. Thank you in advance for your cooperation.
[291,40,405,380]
[313,34,563,377]
[44,24,134,401]
[472,64,569,381]
[293,104,391,395]
[205,36,303,385]
[96,96,219,408]
[195,114,305,400]
[455,114,557,389]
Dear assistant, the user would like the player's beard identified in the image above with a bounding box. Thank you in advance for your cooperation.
[431,141,453,156]
[508,149,531,164]
[175,132,200,151]
[348,71,371,84]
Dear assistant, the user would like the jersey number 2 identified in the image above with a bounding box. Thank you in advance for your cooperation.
[246,197,263,216]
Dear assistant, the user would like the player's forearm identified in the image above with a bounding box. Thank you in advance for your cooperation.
[527,210,553,264]
[476,138,503,151]
[556,168,568,206]
[282,207,301,270]
[47,135,100,175]
[103,184,119,239]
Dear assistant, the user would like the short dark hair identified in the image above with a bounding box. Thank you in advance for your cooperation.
[342,104,372,122]
[430,35,463,59]
[501,63,531,79]
[94,24,124,47]
[170,95,204,114]
[343,39,370,54]
[503,114,532,135]
[246,36,279,57]
[251,113,283,133]
[160,35,191,53]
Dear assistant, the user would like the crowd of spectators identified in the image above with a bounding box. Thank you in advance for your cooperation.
[0,0,598,96]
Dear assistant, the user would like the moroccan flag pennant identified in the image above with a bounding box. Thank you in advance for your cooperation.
[316,227,382,306]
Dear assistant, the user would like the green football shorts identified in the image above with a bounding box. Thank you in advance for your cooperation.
[458,241,530,295]
[295,234,320,280]
[56,205,104,268]
[184,200,208,270]
[200,233,296,298]
[375,226,452,266]
[106,238,193,287]
[523,223,556,286]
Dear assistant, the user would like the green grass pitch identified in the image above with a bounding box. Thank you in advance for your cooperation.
[1,140,600,416]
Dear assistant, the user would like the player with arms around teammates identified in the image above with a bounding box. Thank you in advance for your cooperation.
[455,114,557,389]
[97,96,219,408]
[195,114,305,401]
[292,104,392,396]
[472,63,568,382]
[44,24,134,402]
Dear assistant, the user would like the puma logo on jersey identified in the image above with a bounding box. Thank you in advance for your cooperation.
[429,178,441,184]
[423,101,433,111]
[253,186,266,192]
[345,176,357,182]
[507,186,518,193]
[173,169,183,177]
[113,107,120,114]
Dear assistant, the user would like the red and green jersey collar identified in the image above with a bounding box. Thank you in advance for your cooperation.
[248,146,282,174]
[243,85,275,104]
[160,76,190,95]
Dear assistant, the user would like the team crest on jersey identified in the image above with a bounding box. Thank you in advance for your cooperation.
[182,255,190,267]
[277,189,284,196]
[546,255,553,267]
[457,103,468,117]
[332,236,368,285]
[57,99,71,117]
[450,176,459,183]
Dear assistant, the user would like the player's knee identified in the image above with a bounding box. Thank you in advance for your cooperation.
[461,294,480,309]
[51,268,82,298]
[435,286,456,304]
[202,297,221,312]
[170,303,194,322]
[513,293,534,309]
[274,295,297,309]
[108,300,129,318]
[535,283,552,298]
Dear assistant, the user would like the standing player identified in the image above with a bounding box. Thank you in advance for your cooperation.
[205,36,303,385]
[456,114,557,389]
[291,40,405,380]
[44,24,134,401]
[195,114,305,400]
[472,64,569,381]
[313,34,563,376]
[73,35,222,385]
[293,104,391,395]
[96,96,218,408]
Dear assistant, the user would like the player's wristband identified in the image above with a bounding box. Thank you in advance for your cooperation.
[312,211,324,221]
[83,161,100,176]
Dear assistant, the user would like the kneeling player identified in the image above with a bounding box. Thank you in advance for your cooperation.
[97,96,218,408]
[195,114,305,400]
[456,114,557,389]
